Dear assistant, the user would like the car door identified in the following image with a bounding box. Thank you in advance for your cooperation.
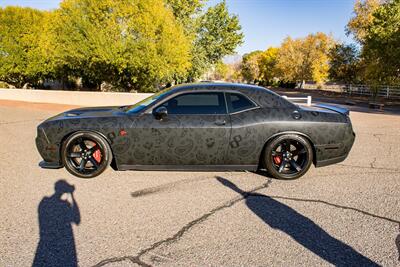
[225,92,263,166]
[127,91,231,166]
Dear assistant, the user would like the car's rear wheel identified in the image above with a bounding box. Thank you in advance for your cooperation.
[62,131,112,178]
[263,134,313,180]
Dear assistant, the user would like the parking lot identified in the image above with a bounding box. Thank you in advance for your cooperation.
[1,100,400,266]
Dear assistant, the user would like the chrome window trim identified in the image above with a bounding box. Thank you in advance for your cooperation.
[229,106,261,115]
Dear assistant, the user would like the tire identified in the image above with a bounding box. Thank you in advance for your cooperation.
[263,134,313,180]
[61,131,112,178]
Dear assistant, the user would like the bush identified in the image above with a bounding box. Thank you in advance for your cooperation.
[0,81,13,88]
[278,81,296,89]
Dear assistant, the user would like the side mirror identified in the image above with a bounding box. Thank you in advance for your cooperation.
[153,106,168,120]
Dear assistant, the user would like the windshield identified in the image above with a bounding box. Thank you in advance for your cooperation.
[125,87,172,113]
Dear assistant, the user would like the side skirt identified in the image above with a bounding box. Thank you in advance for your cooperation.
[39,161,63,169]
[118,164,258,172]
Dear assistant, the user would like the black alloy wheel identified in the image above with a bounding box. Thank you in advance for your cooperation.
[263,134,313,180]
[62,132,112,178]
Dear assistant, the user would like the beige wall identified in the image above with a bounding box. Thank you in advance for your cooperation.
[0,89,153,106]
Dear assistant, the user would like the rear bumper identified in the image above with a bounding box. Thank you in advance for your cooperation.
[315,129,355,168]
[39,161,63,169]
[315,154,348,167]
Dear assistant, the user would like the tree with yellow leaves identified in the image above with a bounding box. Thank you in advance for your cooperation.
[258,47,279,84]
[0,7,51,87]
[51,0,191,92]
[346,0,382,44]
[275,33,335,86]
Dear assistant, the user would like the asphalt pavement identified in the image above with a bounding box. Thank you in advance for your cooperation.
[0,100,399,266]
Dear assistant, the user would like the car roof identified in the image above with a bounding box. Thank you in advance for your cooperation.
[156,82,294,109]
[170,82,268,93]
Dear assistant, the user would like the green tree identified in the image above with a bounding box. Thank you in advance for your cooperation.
[0,7,50,87]
[346,0,382,44]
[197,2,243,64]
[188,1,244,80]
[164,0,243,82]
[165,0,205,27]
[51,0,191,92]
[328,43,360,84]
[362,0,400,85]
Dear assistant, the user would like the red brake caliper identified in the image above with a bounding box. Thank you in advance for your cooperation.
[93,148,102,163]
[273,155,282,165]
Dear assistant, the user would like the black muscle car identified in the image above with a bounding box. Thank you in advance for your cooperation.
[36,83,355,179]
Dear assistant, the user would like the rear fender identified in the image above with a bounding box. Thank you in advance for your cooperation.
[259,131,317,168]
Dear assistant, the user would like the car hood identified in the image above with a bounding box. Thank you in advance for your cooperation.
[63,106,124,117]
[44,106,126,122]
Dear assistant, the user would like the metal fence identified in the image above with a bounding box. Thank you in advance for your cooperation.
[303,83,400,99]
[344,85,400,99]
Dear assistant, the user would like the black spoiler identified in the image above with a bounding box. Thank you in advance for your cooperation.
[314,103,350,115]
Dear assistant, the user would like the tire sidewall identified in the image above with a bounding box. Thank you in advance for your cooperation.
[62,131,112,179]
[264,134,313,180]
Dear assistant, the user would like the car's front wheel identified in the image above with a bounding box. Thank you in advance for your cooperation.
[263,134,313,180]
[62,131,112,178]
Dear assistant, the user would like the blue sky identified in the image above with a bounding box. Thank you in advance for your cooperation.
[0,0,356,54]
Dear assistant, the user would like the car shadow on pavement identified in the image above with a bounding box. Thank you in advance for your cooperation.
[216,176,379,266]
[32,180,80,267]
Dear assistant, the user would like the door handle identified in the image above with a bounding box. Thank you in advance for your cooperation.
[215,120,226,126]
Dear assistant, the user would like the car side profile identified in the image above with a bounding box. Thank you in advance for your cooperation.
[36,83,355,179]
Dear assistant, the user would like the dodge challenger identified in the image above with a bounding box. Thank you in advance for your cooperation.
[36,83,355,179]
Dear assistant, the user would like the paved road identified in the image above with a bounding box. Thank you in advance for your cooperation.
[1,100,400,266]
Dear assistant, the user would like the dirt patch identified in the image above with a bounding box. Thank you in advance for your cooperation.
[0,99,81,112]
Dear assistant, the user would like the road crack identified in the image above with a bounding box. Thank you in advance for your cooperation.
[337,163,399,172]
[93,177,273,267]
[370,157,377,169]
[373,133,383,143]
[94,175,400,267]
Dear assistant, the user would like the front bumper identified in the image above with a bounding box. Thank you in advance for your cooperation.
[36,128,62,167]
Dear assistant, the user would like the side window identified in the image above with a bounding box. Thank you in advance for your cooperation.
[162,92,227,115]
[226,93,256,113]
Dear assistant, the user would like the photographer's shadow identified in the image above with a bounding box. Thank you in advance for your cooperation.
[33,180,80,267]
[216,177,378,266]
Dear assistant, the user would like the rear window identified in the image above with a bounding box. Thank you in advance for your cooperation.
[226,93,256,113]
